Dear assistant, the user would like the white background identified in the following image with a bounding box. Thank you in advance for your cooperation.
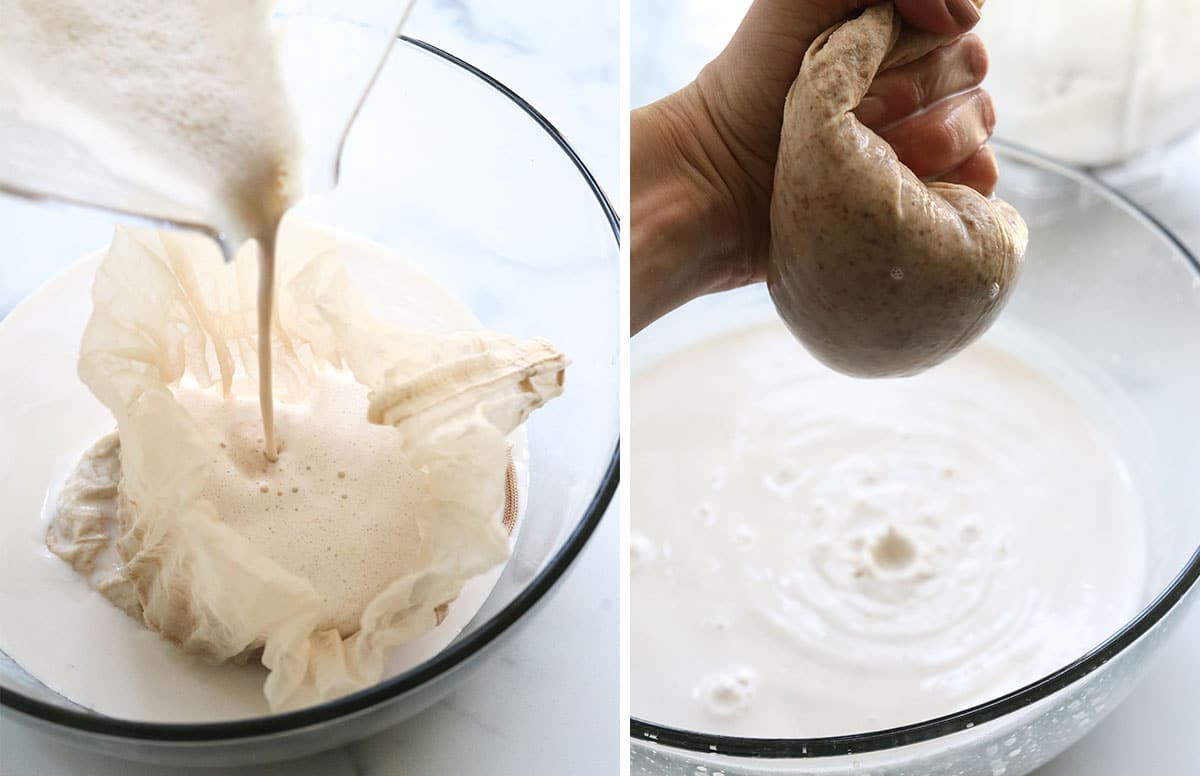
[0,1,619,774]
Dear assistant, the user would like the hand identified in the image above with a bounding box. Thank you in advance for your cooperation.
[632,0,994,333]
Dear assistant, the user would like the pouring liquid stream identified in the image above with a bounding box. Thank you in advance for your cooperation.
[257,230,281,461]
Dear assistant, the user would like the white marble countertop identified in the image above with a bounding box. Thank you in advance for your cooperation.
[1,2,617,775]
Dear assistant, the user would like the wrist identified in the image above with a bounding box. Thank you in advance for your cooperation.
[631,88,750,333]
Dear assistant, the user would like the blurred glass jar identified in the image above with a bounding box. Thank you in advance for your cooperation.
[976,0,1200,167]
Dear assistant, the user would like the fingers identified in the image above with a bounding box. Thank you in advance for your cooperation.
[850,27,996,195]
[855,34,987,130]
[937,144,999,196]
[876,87,995,180]
[894,0,981,35]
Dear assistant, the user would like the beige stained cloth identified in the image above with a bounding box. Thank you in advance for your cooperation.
[52,436,521,631]
[768,1,1029,378]
[46,220,565,712]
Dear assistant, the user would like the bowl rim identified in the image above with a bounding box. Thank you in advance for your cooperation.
[629,140,1200,759]
[0,35,621,742]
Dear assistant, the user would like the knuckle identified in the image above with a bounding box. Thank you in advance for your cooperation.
[960,34,989,80]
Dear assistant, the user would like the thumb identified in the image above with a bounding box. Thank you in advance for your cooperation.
[697,0,868,176]
[718,0,869,94]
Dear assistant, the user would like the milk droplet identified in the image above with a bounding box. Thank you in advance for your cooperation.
[696,667,758,717]
[630,533,657,566]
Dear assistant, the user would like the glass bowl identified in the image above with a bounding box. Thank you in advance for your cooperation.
[630,142,1200,776]
[0,36,619,766]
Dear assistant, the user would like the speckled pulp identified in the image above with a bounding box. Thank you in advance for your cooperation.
[768,2,1029,377]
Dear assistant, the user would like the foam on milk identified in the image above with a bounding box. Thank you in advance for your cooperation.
[632,320,1147,737]
[179,370,426,637]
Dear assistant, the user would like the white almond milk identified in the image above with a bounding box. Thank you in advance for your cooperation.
[632,320,1146,737]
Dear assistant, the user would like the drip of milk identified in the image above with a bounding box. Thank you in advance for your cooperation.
[631,320,1147,737]
[0,0,308,459]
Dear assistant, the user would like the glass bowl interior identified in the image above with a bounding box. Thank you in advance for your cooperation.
[0,35,618,750]
[630,143,1200,770]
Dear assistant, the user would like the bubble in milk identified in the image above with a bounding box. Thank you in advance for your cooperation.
[695,666,758,717]
[630,533,657,567]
